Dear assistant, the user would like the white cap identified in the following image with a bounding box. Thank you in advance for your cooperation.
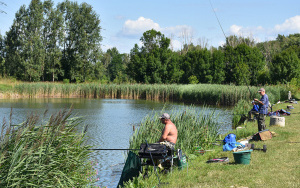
[159,113,170,119]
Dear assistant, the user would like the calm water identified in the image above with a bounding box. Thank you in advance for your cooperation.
[0,98,233,188]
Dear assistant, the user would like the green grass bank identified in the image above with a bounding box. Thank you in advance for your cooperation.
[123,98,300,188]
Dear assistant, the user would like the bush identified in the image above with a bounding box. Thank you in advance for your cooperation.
[188,75,199,84]
[63,79,70,84]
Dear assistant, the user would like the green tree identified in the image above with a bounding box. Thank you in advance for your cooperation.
[58,1,102,82]
[5,0,44,81]
[224,45,250,85]
[224,43,265,86]
[5,5,27,80]
[210,48,225,84]
[234,44,265,85]
[0,34,5,77]
[127,44,146,83]
[128,29,180,84]
[164,52,183,83]
[23,0,45,81]
[180,49,211,83]
[42,0,64,81]
[270,47,300,84]
[106,47,128,82]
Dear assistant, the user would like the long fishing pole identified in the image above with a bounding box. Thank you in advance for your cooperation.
[88,148,140,151]
[209,0,253,100]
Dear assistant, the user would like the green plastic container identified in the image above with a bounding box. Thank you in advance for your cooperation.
[233,149,253,165]
[175,155,187,170]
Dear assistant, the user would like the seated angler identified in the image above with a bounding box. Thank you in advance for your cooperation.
[158,113,178,150]
[248,100,259,121]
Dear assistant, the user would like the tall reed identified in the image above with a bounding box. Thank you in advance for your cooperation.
[11,83,289,106]
[0,109,97,187]
[232,99,252,129]
[128,106,221,154]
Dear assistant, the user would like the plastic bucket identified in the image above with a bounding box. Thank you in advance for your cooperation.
[233,149,253,165]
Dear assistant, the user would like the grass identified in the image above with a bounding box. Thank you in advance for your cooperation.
[0,108,98,187]
[124,99,300,188]
[0,84,12,92]
[0,81,291,106]
[129,106,221,154]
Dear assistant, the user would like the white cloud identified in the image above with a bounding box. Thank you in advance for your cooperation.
[274,15,300,33]
[229,16,300,38]
[121,17,160,36]
[120,17,195,40]
[229,24,243,35]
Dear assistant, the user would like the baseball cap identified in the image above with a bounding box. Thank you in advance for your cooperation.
[258,88,265,93]
[159,113,170,119]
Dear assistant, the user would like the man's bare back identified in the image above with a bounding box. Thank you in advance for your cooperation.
[158,113,178,144]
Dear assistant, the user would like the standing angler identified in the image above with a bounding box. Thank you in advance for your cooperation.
[254,88,269,131]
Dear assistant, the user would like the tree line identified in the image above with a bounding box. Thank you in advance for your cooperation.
[0,0,299,86]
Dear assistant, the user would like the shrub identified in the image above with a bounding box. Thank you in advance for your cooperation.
[188,75,199,84]
[63,79,70,84]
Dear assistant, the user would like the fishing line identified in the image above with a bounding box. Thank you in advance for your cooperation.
[0,2,7,14]
[208,0,253,100]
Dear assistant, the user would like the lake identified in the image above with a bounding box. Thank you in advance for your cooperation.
[0,98,233,187]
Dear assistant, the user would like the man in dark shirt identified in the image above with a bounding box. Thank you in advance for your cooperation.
[254,88,269,131]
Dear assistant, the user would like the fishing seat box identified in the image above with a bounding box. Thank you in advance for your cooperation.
[138,143,171,159]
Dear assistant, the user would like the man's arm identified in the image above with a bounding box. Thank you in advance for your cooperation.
[254,98,264,105]
[159,124,171,142]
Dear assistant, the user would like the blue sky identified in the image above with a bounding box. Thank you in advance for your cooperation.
[0,0,299,54]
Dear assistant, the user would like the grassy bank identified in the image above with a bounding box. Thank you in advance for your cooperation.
[0,82,290,106]
[0,109,97,187]
[124,100,300,188]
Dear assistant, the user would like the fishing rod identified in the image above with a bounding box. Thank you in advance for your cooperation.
[88,148,139,151]
[209,0,253,100]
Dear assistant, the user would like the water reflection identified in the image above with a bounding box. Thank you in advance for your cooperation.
[0,98,232,188]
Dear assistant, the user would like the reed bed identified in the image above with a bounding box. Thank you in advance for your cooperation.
[0,109,97,187]
[11,83,289,106]
[128,106,221,154]
[232,99,252,129]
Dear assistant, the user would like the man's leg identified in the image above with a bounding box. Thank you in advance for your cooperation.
[261,114,266,130]
[257,113,264,131]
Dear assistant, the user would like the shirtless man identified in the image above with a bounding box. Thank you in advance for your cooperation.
[158,113,178,149]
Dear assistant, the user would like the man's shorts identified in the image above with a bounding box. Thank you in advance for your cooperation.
[159,141,175,150]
